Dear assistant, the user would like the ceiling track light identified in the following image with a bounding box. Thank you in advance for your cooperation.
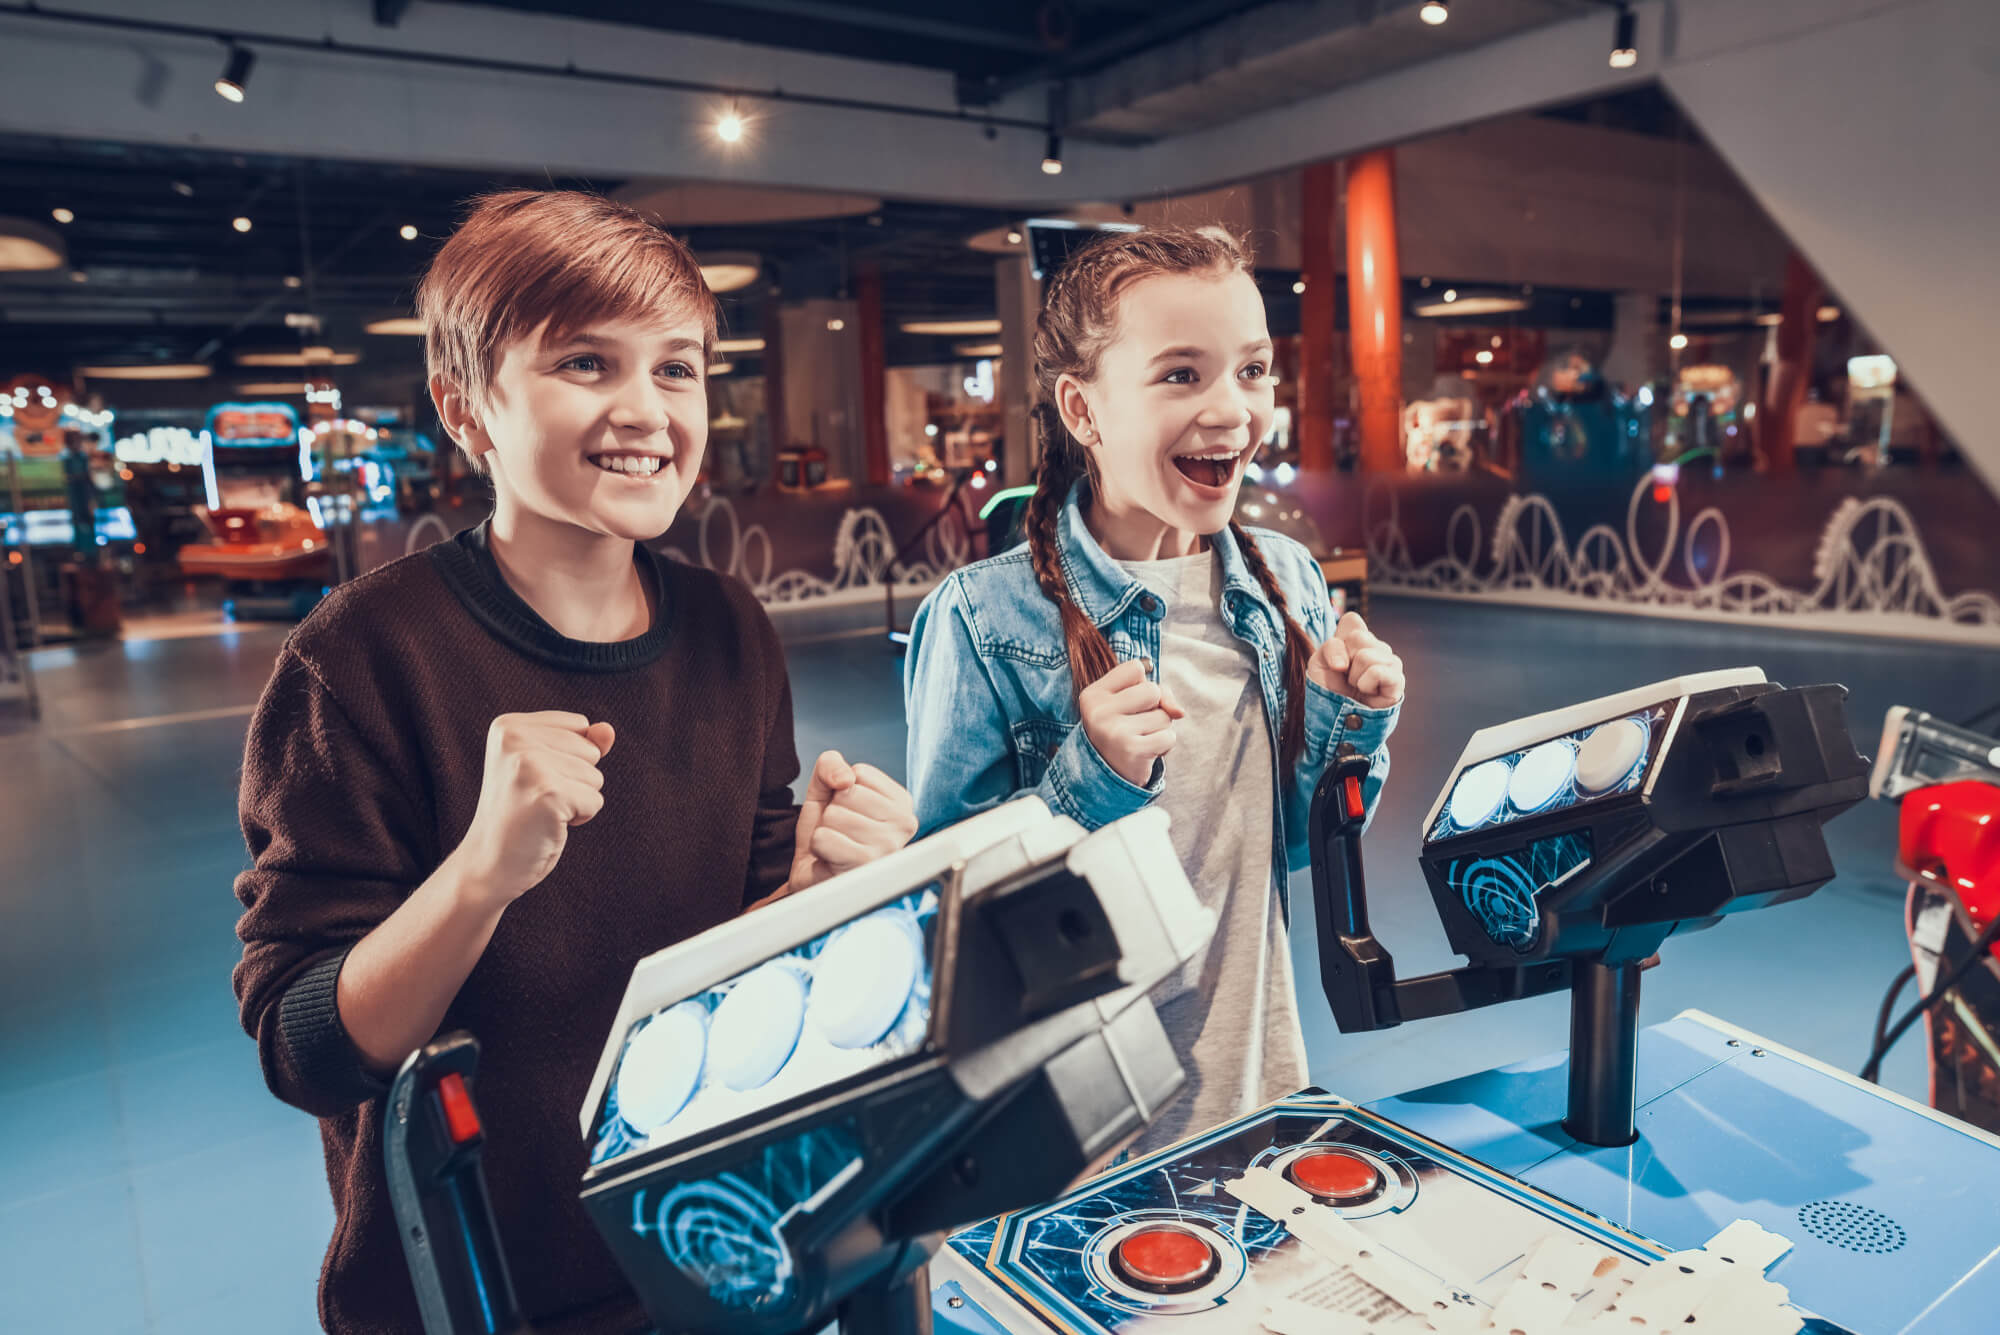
[1420,1,1449,25]
[1610,5,1638,68]
[215,43,254,102]
[1041,132,1063,176]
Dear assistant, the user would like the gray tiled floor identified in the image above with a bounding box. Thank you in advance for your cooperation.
[1,597,1993,1333]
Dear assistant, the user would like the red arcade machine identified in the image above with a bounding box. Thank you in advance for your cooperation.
[177,400,331,619]
[1866,706,2000,1131]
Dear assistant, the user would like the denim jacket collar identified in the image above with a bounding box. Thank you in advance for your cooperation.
[1055,479,1270,629]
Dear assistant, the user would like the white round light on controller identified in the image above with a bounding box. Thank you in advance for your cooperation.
[1508,740,1576,813]
[615,1000,708,1134]
[708,962,808,1092]
[1449,759,1512,830]
[1575,717,1649,794]
[808,909,923,1050]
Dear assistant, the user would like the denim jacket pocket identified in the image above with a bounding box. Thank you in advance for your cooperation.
[1009,716,1071,791]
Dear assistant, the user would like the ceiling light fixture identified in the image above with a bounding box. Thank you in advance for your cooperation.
[1609,5,1638,69]
[79,363,213,381]
[1041,133,1063,176]
[713,337,767,354]
[399,224,419,240]
[215,44,254,102]
[901,318,1002,336]
[51,208,74,225]
[1420,2,1449,26]
[233,216,253,233]
[364,317,427,336]
[715,107,746,144]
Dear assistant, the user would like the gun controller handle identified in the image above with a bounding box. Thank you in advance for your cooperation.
[385,1032,536,1335]
[1309,745,1404,1031]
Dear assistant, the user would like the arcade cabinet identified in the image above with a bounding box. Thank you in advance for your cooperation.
[176,401,331,620]
[934,670,2000,1334]
[388,798,1221,1335]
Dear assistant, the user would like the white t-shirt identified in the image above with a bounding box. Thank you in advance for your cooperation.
[1119,548,1309,1154]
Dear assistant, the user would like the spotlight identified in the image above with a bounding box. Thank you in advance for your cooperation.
[715,108,746,144]
[1041,133,1063,176]
[233,216,253,233]
[51,208,74,225]
[1442,288,1458,302]
[1816,304,1842,323]
[1475,349,1494,365]
[215,44,254,103]
[283,275,302,289]
[1006,229,1022,244]
[1610,6,1638,68]
[399,224,419,241]
[827,318,846,332]
[1292,280,1306,295]
[1670,332,1689,350]
[1420,1,1449,25]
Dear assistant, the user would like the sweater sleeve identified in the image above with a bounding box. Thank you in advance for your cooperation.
[740,592,802,907]
[232,650,433,1117]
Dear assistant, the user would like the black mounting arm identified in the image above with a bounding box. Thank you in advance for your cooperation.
[1309,746,1572,1037]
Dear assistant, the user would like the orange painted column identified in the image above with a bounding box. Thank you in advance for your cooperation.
[1298,161,1338,473]
[1343,149,1404,474]
[857,263,890,487]
[1762,252,1823,477]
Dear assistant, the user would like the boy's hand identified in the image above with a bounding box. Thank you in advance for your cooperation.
[455,711,614,908]
[786,751,919,895]
[1307,612,1405,709]
[1079,658,1185,788]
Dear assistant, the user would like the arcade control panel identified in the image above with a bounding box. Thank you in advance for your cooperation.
[930,1087,1850,1334]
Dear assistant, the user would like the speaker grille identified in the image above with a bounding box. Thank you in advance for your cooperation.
[1796,1200,1907,1254]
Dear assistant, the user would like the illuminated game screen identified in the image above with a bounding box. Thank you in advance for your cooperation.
[206,402,300,447]
[589,884,941,1167]
[0,506,137,547]
[1427,701,1677,843]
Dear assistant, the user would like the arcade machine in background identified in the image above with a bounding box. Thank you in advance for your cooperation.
[113,424,217,597]
[1,374,133,643]
[1866,706,2000,1134]
[177,401,332,621]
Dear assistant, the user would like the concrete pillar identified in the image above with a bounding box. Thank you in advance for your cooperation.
[995,253,1041,489]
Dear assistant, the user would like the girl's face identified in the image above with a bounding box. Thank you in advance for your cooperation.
[1059,268,1275,550]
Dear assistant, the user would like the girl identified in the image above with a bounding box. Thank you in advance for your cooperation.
[902,224,1404,1153]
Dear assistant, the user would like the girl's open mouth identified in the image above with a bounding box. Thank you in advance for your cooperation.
[1171,450,1243,488]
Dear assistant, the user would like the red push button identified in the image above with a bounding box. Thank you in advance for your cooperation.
[1113,1226,1218,1292]
[437,1072,481,1145]
[1288,1148,1382,1203]
[1343,774,1365,820]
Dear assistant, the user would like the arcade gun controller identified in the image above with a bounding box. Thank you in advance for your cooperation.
[1865,707,2000,1128]
[1316,667,1868,1145]
[386,796,1222,1335]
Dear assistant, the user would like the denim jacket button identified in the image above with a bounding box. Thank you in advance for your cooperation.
[1140,594,1160,617]
[1047,741,1060,759]
[1345,711,1364,730]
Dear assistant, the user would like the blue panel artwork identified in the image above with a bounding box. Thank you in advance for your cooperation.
[592,885,940,1166]
[1444,831,1594,949]
[1428,704,1673,842]
[620,1120,866,1314]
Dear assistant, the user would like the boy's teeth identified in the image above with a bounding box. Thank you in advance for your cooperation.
[594,455,662,475]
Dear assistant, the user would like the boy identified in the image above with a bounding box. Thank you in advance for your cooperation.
[233,190,917,1335]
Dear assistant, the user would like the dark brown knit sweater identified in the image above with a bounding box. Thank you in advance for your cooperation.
[233,523,801,1334]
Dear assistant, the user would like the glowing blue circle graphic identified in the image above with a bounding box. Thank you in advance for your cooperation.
[658,1176,793,1310]
[709,962,808,1092]
[1456,856,1541,948]
[809,908,922,1049]
[615,1001,708,1135]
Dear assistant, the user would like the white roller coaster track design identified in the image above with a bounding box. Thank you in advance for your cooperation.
[1365,473,2000,645]
[660,496,969,605]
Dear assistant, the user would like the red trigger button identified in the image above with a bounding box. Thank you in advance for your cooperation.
[1343,774,1364,819]
[437,1072,481,1145]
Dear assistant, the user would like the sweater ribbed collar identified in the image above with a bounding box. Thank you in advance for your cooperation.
[429,520,674,673]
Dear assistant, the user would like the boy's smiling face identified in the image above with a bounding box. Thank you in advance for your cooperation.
[445,313,710,542]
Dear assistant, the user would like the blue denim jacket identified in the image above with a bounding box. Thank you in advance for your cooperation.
[903,482,1397,908]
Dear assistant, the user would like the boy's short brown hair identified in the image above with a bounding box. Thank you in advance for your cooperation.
[418,189,719,433]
